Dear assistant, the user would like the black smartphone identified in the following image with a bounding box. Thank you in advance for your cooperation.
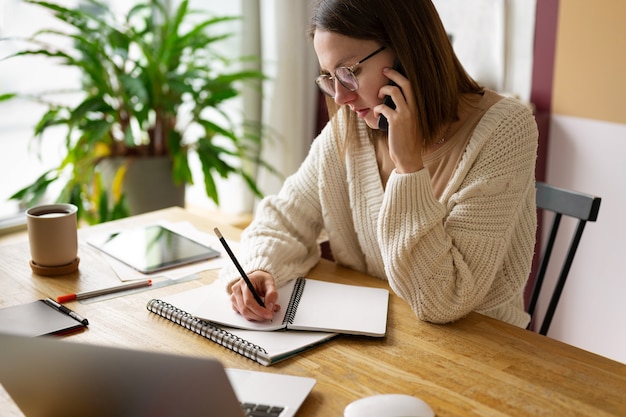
[377,60,406,131]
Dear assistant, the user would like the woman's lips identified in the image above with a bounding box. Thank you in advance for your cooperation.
[354,107,370,118]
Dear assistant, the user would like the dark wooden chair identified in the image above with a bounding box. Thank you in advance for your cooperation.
[527,182,602,336]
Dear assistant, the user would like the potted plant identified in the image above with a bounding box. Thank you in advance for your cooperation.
[0,0,272,224]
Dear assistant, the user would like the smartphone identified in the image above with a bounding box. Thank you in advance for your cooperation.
[377,60,406,131]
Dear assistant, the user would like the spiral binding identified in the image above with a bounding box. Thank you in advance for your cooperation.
[146,299,268,364]
[282,277,306,325]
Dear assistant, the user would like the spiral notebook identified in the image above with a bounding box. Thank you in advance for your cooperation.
[147,295,337,366]
[147,277,388,365]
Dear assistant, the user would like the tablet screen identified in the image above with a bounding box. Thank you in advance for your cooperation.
[88,225,220,273]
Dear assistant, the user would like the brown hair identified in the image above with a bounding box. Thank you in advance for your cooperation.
[309,0,483,148]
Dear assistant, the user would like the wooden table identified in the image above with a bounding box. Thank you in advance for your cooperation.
[1,207,625,416]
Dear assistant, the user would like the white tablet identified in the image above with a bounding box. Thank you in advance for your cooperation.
[88,225,220,273]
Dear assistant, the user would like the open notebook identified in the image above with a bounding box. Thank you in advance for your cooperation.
[147,277,388,365]
[0,333,315,417]
[180,277,388,336]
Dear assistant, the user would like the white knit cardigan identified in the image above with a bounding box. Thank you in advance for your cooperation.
[221,96,538,328]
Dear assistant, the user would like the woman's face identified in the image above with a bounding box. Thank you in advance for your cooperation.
[313,30,394,129]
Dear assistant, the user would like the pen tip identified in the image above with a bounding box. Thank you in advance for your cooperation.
[213,227,223,239]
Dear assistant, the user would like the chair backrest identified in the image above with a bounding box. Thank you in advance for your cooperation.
[527,182,601,336]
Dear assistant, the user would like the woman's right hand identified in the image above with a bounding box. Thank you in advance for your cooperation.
[377,66,425,173]
[229,270,281,321]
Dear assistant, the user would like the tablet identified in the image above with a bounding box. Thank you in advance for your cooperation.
[88,225,220,273]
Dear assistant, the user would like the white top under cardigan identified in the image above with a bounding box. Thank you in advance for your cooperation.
[220,95,538,328]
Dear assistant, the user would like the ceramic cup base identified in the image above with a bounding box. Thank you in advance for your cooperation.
[30,257,80,276]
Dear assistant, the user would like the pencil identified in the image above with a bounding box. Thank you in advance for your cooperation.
[56,279,153,303]
[213,227,265,307]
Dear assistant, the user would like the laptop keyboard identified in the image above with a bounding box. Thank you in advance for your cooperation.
[241,402,285,417]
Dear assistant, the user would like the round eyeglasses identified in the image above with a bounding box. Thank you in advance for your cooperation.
[315,46,386,98]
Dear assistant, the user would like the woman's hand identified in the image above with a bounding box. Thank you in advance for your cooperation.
[375,67,425,173]
[229,270,281,321]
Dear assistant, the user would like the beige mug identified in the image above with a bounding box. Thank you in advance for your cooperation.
[26,203,80,276]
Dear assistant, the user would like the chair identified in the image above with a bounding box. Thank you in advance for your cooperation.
[527,182,602,336]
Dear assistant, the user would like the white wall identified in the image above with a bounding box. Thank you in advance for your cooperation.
[542,115,626,363]
[433,0,536,101]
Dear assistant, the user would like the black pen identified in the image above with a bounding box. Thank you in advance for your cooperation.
[43,297,89,326]
[214,227,265,308]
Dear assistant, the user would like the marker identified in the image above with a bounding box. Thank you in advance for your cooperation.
[213,227,265,308]
[56,279,153,304]
[43,298,89,326]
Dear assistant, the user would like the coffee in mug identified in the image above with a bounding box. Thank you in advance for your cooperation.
[26,203,79,276]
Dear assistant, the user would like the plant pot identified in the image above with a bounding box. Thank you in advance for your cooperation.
[98,156,186,215]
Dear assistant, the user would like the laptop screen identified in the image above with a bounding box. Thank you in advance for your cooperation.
[0,334,314,417]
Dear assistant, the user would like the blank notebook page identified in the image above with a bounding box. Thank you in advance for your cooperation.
[287,279,389,336]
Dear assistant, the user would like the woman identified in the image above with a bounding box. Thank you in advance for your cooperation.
[220,0,538,328]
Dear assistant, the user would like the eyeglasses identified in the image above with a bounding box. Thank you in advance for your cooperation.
[315,46,386,98]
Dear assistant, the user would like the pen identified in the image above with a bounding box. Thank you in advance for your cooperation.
[213,227,265,308]
[43,297,89,326]
[56,279,153,303]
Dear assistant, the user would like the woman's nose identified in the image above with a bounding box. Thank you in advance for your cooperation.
[333,80,356,105]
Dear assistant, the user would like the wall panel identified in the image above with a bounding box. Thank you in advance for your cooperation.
[552,0,626,124]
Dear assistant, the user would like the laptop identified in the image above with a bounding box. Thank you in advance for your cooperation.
[0,333,315,417]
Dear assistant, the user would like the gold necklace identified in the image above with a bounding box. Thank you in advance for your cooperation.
[434,124,452,146]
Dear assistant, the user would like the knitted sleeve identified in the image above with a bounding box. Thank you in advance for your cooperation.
[218,123,340,288]
[377,98,538,324]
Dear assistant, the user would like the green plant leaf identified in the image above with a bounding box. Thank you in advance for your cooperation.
[0,93,17,102]
[33,108,65,137]
[9,169,60,207]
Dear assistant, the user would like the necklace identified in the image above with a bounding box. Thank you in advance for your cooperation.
[434,124,452,146]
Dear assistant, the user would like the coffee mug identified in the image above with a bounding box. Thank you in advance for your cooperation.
[26,203,79,275]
